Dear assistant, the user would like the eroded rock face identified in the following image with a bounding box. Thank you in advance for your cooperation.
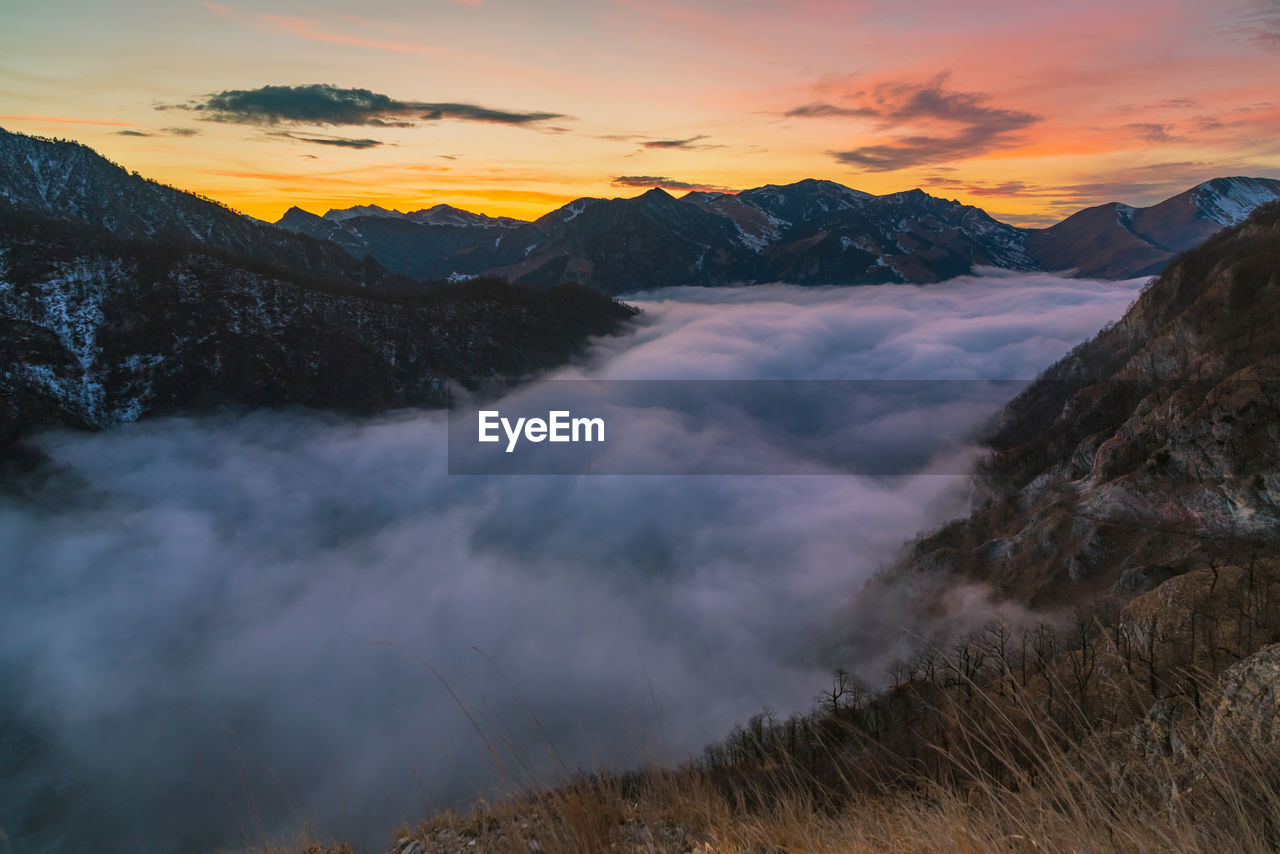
[1124,642,1280,813]
[1210,642,1280,750]
[866,206,1280,620]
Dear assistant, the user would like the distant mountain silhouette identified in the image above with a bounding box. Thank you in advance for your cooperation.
[280,174,1280,293]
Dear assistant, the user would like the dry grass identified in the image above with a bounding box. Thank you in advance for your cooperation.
[344,672,1280,854]
[281,559,1280,854]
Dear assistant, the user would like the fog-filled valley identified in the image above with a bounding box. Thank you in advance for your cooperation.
[1,273,1146,852]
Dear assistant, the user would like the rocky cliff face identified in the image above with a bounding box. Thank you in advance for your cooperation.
[852,203,1280,636]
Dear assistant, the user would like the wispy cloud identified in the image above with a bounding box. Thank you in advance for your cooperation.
[114,127,202,138]
[784,103,875,119]
[1123,122,1179,143]
[1226,0,1280,51]
[964,180,1037,197]
[265,131,384,149]
[160,84,567,132]
[601,134,725,155]
[792,72,1040,172]
[611,175,731,191]
[641,134,719,150]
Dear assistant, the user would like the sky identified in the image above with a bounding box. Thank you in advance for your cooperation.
[1,0,1278,224]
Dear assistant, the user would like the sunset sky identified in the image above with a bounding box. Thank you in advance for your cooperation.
[2,0,1278,225]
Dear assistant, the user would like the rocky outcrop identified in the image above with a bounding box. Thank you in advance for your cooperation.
[873,205,1280,614]
[1210,642,1280,749]
[1127,642,1280,806]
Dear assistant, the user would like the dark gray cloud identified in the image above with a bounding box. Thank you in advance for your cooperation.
[161,83,565,129]
[0,275,1147,853]
[113,127,202,138]
[641,134,718,150]
[612,175,731,191]
[600,133,722,151]
[267,130,384,149]
[800,73,1039,171]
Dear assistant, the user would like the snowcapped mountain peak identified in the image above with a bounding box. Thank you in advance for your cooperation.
[404,204,526,228]
[1190,177,1280,226]
[322,204,409,223]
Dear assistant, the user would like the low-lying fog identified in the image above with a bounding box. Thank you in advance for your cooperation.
[0,274,1146,852]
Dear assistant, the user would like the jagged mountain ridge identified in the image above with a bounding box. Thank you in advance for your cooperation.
[0,127,415,289]
[286,180,1043,294]
[282,174,1280,293]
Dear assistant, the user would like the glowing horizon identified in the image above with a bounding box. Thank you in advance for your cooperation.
[3,0,1278,226]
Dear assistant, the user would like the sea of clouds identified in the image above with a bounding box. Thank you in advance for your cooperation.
[0,273,1146,852]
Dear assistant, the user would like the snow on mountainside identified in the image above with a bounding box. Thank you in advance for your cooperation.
[323,204,410,223]
[0,211,636,447]
[1194,177,1280,226]
[1026,177,1280,279]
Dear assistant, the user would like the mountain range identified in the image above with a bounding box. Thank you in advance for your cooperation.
[0,129,636,450]
[3,124,1280,449]
[279,176,1280,294]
